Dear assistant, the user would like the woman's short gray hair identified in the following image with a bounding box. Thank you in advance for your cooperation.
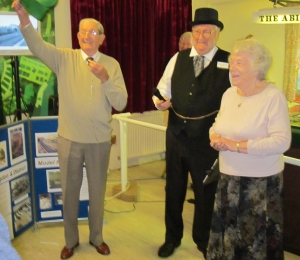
[79,18,104,35]
[229,38,272,80]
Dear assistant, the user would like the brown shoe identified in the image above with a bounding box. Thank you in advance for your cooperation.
[60,242,79,259]
[89,241,110,255]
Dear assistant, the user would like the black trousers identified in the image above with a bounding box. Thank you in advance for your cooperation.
[164,128,218,250]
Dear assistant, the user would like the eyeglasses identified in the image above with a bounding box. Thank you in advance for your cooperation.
[192,29,215,38]
[79,30,99,36]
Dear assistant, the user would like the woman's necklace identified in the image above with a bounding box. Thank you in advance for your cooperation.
[237,95,245,108]
[237,80,268,108]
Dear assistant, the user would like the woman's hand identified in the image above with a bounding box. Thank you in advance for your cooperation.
[210,134,228,151]
[211,134,247,153]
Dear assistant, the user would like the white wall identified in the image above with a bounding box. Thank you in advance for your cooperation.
[192,0,285,88]
[54,0,72,48]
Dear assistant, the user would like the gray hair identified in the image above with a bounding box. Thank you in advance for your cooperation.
[179,31,192,45]
[79,18,104,34]
[229,38,272,80]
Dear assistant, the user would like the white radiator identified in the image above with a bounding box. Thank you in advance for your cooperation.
[128,111,166,159]
[109,110,167,170]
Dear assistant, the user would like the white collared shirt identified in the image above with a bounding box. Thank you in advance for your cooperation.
[81,50,101,62]
[189,46,218,68]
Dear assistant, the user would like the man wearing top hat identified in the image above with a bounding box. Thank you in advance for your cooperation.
[153,8,231,258]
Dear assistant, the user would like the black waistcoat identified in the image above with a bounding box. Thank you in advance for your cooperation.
[169,48,231,139]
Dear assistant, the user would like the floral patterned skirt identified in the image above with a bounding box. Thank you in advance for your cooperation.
[206,172,284,260]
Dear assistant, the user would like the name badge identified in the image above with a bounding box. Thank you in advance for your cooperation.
[217,61,229,69]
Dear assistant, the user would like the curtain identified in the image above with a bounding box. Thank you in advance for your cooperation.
[283,24,299,102]
[70,0,192,113]
[283,3,300,102]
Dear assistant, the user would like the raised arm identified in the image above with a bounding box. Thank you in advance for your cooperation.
[12,0,31,28]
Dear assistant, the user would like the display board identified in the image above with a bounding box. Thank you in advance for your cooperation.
[30,117,89,222]
[0,120,33,238]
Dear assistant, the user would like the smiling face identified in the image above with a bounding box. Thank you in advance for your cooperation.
[77,20,105,56]
[191,24,219,55]
[229,51,258,89]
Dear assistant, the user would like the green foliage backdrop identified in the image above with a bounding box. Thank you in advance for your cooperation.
[0,3,57,123]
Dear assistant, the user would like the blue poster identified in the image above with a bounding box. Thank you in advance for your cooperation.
[30,117,89,222]
[0,120,33,238]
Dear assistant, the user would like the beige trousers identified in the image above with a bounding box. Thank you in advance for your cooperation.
[57,136,111,248]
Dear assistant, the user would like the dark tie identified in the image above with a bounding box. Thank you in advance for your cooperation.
[193,56,204,77]
[86,57,94,64]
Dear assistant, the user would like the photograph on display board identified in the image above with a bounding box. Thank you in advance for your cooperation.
[10,174,30,202]
[39,193,52,210]
[35,132,58,157]
[13,197,32,233]
[54,193,63,205]
[8,124,26,165]
[0,140,8,169]
[46,169,61,192]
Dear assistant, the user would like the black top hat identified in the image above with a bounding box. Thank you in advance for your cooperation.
[189,8,224,31]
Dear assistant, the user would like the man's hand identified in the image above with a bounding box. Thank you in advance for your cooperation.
[12,0,31,28]
[155,98,171,111]
[87,60,109,83]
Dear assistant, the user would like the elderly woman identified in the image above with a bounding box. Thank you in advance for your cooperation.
[207,38,291,260]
